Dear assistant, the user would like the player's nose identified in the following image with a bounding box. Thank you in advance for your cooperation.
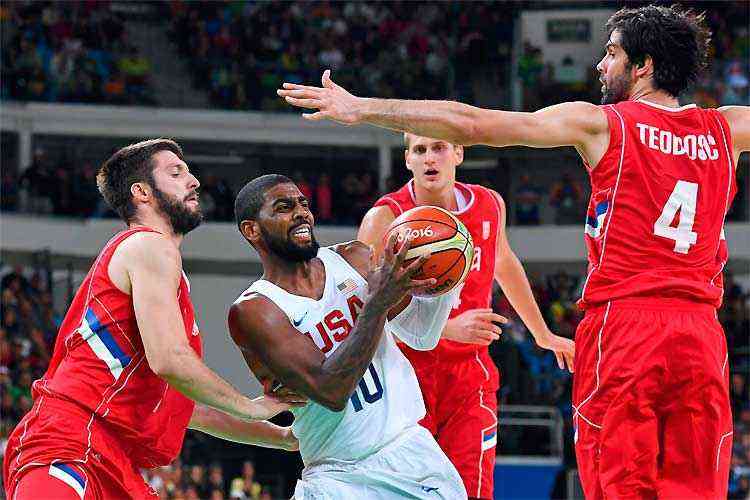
[187,172,200,190]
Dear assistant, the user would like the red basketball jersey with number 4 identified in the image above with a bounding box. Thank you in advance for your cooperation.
[375,180,502,360]
[579,100,737,309]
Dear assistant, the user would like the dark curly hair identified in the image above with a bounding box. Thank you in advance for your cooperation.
[97,138,184,223]
[605,4,712,97]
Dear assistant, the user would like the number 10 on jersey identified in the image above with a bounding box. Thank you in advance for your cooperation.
[350,363,383,412]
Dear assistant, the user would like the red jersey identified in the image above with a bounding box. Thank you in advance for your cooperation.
[6,228,201,474]
[580,100,736,309]
[375,181,502,360]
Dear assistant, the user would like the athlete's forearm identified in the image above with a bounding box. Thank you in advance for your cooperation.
[316,297,389,410]
[188,404,296,450]
[357,97,481,145]
[156,347,257,420]
[495,252,551,339]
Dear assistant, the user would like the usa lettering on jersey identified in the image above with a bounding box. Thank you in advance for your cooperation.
[635,123,719,160]
[304,295,364,353]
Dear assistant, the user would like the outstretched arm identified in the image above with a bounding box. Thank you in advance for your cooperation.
[718,105,750,166]
[278,70,610,163]
[114,232,303,421]
[188,404,298,451]
[491,192,575,371]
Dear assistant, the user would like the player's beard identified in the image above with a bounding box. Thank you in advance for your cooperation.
[152,185,203,235]
[260,223,319,262]
[601,68,633,104]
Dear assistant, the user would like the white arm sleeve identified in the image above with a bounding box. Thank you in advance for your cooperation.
[386,286,462,351]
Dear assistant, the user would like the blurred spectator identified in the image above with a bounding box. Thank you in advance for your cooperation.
[18,148,55,214]
[230,460,262,499]
[514,173,543,225]
[549,172,584,225]
[315,173,333,224]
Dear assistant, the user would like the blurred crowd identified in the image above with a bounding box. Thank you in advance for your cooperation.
[141,459,275,500]
[1,1,155,105]
[167,0,513,110]
[0,265,59,479]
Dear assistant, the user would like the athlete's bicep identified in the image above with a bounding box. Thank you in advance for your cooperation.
[471,101,608,153]
[228,298,327,399]
[718,105,750,161]
[123,236,192,374]
[357,206,396,260]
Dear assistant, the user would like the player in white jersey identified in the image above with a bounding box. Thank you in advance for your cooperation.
[228,175,468,499]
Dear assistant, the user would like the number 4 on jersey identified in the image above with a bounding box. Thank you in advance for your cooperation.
[653,180,698,254]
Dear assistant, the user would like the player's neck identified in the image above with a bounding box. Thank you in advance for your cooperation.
[261,255,323,299]
[128,216,184,247]
[629,87,679,108]
[413,182,458,211]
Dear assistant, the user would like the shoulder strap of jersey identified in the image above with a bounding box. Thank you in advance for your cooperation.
[373,182,412,217]
[317,246,368,286]
[588,104,626,174]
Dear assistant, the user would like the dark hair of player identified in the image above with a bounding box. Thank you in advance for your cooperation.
[97,138,184,223]
[234,174,294,229]
[605,4,711,97]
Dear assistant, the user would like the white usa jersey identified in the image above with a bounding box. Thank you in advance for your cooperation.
[235,246,426,466]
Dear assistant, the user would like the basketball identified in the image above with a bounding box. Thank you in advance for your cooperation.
[384,205,474,297]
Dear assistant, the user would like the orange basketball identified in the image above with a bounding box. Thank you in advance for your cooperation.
[384,205,474,297]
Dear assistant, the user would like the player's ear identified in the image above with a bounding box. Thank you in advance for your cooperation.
[634,55,653,80]
[130,182,150,203]
[239,220,261,244]
[453,144,465,165]
[405,149,414,173]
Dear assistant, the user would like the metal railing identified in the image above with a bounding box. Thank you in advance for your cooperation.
[496,404,564,463]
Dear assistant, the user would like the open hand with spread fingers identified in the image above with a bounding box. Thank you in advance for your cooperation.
[277,69,363,125]
[367,232,436,311]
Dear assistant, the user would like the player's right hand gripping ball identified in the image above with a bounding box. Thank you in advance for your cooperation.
[384,206,474,297]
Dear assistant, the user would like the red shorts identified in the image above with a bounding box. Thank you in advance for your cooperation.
[4,398,156,499]
[11,460,156,500]
[412,349,499,499]
[573,300,732,499]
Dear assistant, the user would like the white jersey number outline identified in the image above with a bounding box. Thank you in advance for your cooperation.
[653,180,698,254]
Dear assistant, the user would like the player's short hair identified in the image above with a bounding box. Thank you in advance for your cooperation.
[605,5,711,97]
[234,174,294,229]
[97,138,184,223]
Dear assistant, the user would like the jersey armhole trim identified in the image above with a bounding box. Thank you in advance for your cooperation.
[587,106,618,172]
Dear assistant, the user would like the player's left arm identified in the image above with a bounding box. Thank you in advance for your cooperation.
[188,403,298,451]
[718,106,750,166]
[491,190,575,371]
[338,239,455,351]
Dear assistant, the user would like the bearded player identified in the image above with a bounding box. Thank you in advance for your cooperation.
[358,133,574,498]
[228,174,467,499]
[279,4,749,498]
[3,140,303,499]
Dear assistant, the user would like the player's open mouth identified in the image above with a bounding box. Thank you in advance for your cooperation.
[425,168,439,177]
[290,224,312,241]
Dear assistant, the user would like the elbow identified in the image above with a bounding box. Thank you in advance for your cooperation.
[314,388,349,412]
[148,346,191,379]
[309,378,355,412]
[410,336,439,352]
[320,397,348,412]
